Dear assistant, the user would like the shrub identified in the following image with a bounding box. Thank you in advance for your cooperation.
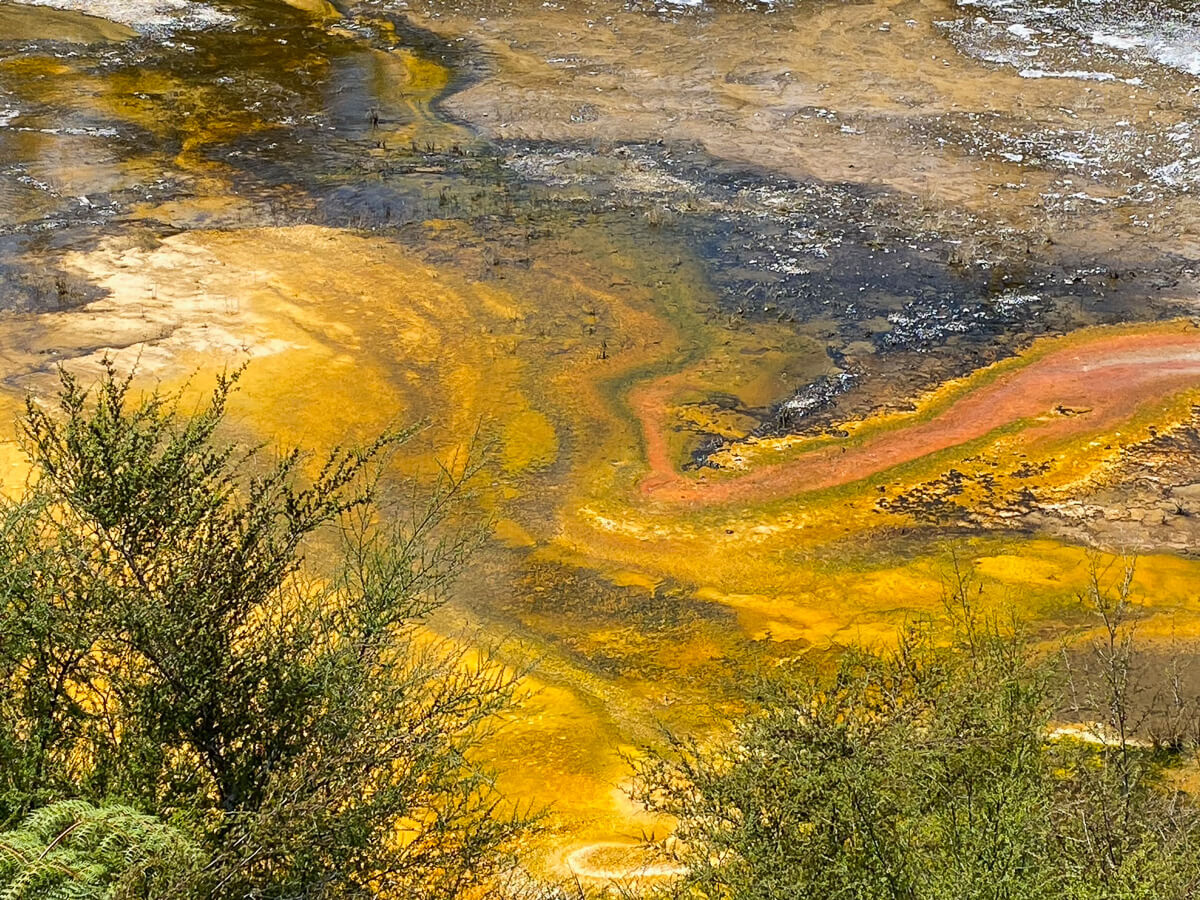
[634,567,1200,900]
[0,362,534,898]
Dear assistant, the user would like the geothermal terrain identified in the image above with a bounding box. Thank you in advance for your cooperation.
[1,0,1199,881]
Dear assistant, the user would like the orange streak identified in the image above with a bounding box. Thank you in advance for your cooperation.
[634,330,1200,506]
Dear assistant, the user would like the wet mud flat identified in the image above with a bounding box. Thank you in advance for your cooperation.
[499,137,1200,436]
[407,0,1200,247]
[0,0,485,310]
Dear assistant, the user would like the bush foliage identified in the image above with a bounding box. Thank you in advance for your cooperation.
[634,566,1200,900]
[0,363,532,898]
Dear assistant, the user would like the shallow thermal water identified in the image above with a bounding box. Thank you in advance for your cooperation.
[1,0,1200,883]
